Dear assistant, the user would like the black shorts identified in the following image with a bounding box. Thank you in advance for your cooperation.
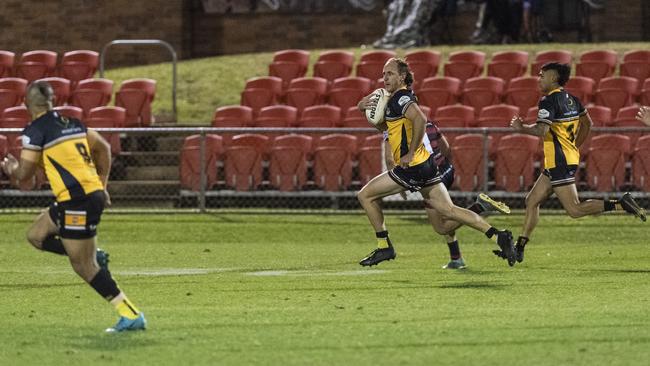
[543,164,578,187]
[438,163,455,189]
[388,155,441,192]
[48,190,105,239]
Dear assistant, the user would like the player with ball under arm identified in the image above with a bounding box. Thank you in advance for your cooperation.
[356,57,517,267]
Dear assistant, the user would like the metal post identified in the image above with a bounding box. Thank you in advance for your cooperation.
[100,39,178,121]
[198,129,207,213]
[482,129,489,192]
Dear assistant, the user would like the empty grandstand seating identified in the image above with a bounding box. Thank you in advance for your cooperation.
[298,105,341,127]
[38,77,70,106]
[241,76,283,116]
[405,50,440,77]
[15,50,57,82]
[494,134,539,191]
[254,105,298,128]
[115,78,156,127]
[443,51,486,86]
[312,134,357,191]
[434,105,475,143]
[504,76,541,114]
[461,76,505,115]
[530,50,572,76]
[575,50,618,86]
[451,134,489,191]
[224,134,270,191]
[632,135,650,191]
[487,50,529,86]
[417,76,460,115]
[180,134,223,191]
[585,134,631,192]
[565,76,596,104]
[71,78,113,118]
[59,50,99,90]
[212,105,253,127]
[0,51,14,78]
[268,134,313,191]
[0,77,27,112]
[313,50,354,83]
[268,49,310,92]
[285,77,328,115]
[594,76,638,116]
[586,105,612,126]
[328,77,372,116]
[358,135,383,185]
[53,105,83,120]
[85,106,125,155]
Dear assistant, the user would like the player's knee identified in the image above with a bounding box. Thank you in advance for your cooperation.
[25,230,42,248]
[356,188,374,204]
[565,206,583,219]
[524,194,541,209]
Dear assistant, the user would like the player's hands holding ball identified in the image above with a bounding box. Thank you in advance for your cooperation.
[1,154,18,176]
[510,116,525,131]
[361,88,390,132]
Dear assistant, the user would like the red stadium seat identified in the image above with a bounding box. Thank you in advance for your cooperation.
[85,106,125,155]
[610,105,646,147]
[405,61,434,92]
[585,134,631,192]
[180,134,223,191]
[268,134,313,191]
[328,88,365,118]
[298,105,341,127]
[255,105,298,128]
[461,76,505,116]
[504,76,540,115]
[594,76,638,117]
[224,134,270,191]
[487,51,529,86]
[115,78,156,127]
[313,134,358,191]
[240,88,275,118]
[620,50,650,95]
[632,135,650,191]
[434,105,475,143]
[244,76,283,101]
[575,50,618,86]
[358,145,382,185]
[355,62,384,80]
[71,78,113,118]
[477,104,519,153]
[286,77,328,115]
[330,76,373,95]
[494,134,539,191]
[53,105,83,120]
[273,49,310,75]
[451,134,490,191]
[0,51,15,78]
[313,50,354,83]
[530,50,573,76]
[525,106,538,123]
[417,76,460,115]
[15,50,57,82]
[405,50,441,76]
[586,105,612,126]
[0,106,31,153]
[565,76,596,105]
[341,107,368,128]
[359,50,396,64]
[448,51,486,70]
[0,134,6,158]
[0,77,27,112]
[212,105,253,127]
[640,79,650,106]
[59,50,99,91]
[37,77,70,106]
[443,51,486,86]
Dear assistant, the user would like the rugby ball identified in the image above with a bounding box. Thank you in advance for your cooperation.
[365,88,389,126]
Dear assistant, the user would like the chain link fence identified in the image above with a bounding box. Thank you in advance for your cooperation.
[1,126,649,213]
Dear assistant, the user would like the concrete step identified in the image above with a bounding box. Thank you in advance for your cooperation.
[125,166,179,180]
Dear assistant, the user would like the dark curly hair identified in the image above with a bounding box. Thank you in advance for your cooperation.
[541,62,571,86]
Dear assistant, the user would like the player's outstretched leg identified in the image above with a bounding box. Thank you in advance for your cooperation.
[475,193,511,214]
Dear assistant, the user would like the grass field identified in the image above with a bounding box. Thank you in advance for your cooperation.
[102,42,650,124]
[0,213,648,365]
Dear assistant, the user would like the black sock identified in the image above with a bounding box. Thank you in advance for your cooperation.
[89,268,121,301]
[468,202,483,214]
[447,240,461,260]
[485,227,499,239]
[375,231,389,239]
[516,236,529,248]
[604,200,616,212]
[42,235,67,255]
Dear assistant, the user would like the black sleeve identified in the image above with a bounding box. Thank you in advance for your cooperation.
[536,96,556,125]
[21,124,45,151]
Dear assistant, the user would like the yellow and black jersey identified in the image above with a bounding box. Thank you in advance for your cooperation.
[536,88,587,169]
[21,111,103,202]
[384,88,430,167]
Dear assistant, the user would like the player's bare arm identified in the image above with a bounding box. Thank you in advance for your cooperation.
[574,112,593,148]
[87,128,112,205]
[1,149,40,182]
[401,103,427,168]
[510,115,549,137]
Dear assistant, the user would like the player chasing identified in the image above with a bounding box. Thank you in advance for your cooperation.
[356,58,517,267]
[494,62,646,263]
[384,123,511,270]
[1,81,146,333]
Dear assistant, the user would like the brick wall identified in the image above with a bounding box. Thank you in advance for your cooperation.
[0,0,186,68]
[0,0,646,70]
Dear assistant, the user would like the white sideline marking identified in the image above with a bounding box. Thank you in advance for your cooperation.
[246,269,389,277]
[115,268,239,276]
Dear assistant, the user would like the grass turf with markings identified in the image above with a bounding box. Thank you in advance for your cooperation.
[0,213,648,365]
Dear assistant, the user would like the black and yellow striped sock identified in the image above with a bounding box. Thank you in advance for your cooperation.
[110,293,141,320]
[376,230,390,249]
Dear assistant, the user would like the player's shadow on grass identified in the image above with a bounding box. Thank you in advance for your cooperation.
[64,331,158,352]
[437,281,506,290]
